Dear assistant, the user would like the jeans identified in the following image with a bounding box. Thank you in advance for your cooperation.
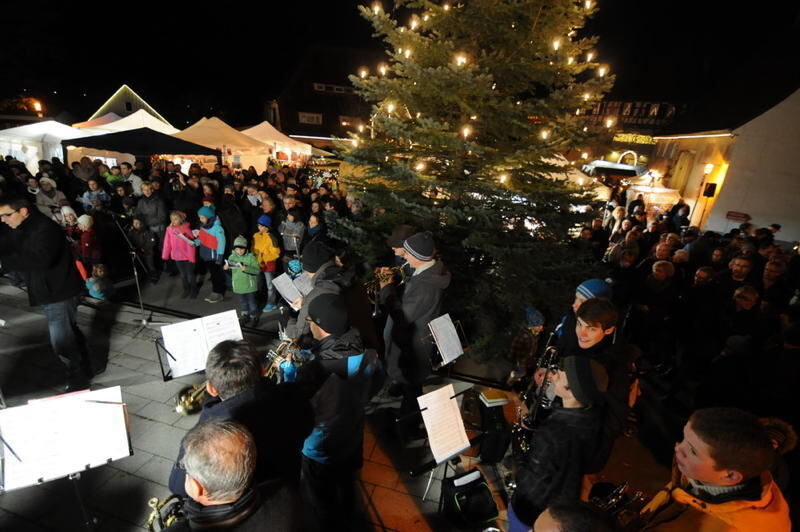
[175,260,196,294]
[237,292,258,317]
[40,296,90,383]
[262,271,277,306]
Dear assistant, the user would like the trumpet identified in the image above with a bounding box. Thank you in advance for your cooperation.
[512,335,559,457]
[175,383,206,415]
[366,264,408,310]
[146,493,185,531]
[264,340,293,382]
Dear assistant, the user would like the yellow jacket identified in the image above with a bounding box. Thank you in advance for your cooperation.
[251,231,280,268]
[638,466,791,532]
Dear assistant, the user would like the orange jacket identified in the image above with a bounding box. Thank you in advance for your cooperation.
[638,466,791,531]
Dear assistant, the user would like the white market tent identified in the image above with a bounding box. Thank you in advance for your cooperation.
[241,121,312,163]
[72,112,122,129]
[173,117,271,171]
[86,109,180,135]
[0,121,98,174]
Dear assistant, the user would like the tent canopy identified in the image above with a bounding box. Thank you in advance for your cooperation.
[62,127,220,157]
[241,121,312,155]
[0,120,96,143]
[87,109,179,135]
[72,113,122,129]
[174,117,267,150]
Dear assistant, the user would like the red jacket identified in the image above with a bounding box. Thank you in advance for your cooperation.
[79,227,102,261]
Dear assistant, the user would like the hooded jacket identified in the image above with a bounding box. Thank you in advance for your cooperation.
[638,466,790,531]
[162,222,196,263]
[196,216,226,263]
[228,250,260,294]
[380,259,451,385]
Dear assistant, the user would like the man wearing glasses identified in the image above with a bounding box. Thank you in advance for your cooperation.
[0,196,97,391]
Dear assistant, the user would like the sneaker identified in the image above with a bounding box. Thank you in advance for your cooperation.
[262,304,277,312]
[205,293,223,303]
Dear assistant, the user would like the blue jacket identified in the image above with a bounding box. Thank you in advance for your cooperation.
[196,216,226,262]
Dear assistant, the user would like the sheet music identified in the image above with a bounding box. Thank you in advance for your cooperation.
[417,384,470,464]
[293,272,314,296]
[0,386,131,492]
[428,314,464,365]
[272,273,302,309]
[161,310,243,378]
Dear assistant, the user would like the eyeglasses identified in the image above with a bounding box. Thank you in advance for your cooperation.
[0,209,19,218]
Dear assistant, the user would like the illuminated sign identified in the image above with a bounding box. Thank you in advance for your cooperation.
[613,133,656,145]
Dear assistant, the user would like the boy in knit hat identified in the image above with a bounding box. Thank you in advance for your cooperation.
[224,235,260,326]
[507,306,545,388]
[509,356,609,532]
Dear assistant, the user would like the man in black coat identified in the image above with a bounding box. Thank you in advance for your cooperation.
[165,418,302,532]
[168,340,313,497]
[0,196,97,390]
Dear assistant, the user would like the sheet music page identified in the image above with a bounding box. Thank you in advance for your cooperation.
[0,387,130,492]
[417,384,470,464]
[200,310,243,353]
[272,273,303,308]
[428,314,464,365]
[161,318,209,378]
[293,272,314,296]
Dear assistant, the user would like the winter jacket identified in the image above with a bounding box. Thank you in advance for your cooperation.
[512,406,603,526]
[35,189,67,219]
[380,260,451,385]
[79,227,102,262]
[134,195,168,231]
[127,227,156,256]
[252,230,280,271]
[228,251,260,294]
[162,222,196,263]
[278,219,305,252]
[196,216,226,263]
[638,467,790,531]
[80,189,111,209]
[0,211,84,306]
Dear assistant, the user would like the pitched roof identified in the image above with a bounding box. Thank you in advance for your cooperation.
[173,117,267,151]
[62,127,219,157]
[88,85,173,127]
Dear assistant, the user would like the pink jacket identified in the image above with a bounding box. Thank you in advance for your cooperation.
[161,222,196,263]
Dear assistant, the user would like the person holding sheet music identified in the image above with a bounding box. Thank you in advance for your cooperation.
[509,356,609,532]
[378,231,451,438]
[168,340,313,499]
[0,196,99,392]
[225,236,261,327]
[165,418,303,531]
[161,211,198,299]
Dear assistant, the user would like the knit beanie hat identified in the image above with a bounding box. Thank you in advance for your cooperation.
[576,279,612,300]
[257,214,272,228]
[403,232,435,261]
[198,205,216,219]
[386,224,416,248]
[562,356,608,407]
[524,306,545,328]
[308,293,350,336]
[61,205,77,219]
[39,176,57,189]
[233,235,248,249]
[77,214,93,230]
[302,241,335,273]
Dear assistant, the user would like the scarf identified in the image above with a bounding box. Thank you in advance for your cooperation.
[307,225,322,236]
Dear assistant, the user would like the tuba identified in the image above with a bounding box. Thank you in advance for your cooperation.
[175,383,206,415]
[146,494,186,531]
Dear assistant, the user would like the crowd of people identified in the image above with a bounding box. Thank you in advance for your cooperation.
[1,153,799,531]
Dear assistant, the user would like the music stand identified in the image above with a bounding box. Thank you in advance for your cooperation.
[154,337,178,382]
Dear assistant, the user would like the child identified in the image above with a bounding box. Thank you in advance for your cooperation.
[252,214,280,312]
[86,264,115,300]
[278,207,305,262]
[128,215,158,282]
[224,235,260,326]
[194,205,227,303]
[77,214,102,269]
[162,211,197,298]
[81,178,111,210]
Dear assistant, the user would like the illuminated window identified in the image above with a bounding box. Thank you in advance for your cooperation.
[298,112,323,125]
[649,104,660,117]
[622,103,632,116]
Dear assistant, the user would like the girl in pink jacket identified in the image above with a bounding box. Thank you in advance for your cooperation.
[162,211,198,298]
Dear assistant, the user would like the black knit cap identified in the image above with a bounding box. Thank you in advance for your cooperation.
[562,356,608,407]
[308,293,349,336]
[302,241,335,273]
[386,224,416,248]
[403,232,435,261]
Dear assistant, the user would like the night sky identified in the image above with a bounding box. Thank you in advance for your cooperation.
[3,1,799,127]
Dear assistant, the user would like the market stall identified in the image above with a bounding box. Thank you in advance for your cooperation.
[0,121,98,174]
[241,121,312,165]
[173,117,271,172]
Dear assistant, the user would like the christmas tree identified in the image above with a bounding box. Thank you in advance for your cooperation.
[335,0,614,358]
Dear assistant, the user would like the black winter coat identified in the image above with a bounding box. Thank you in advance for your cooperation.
[0,211,84,306]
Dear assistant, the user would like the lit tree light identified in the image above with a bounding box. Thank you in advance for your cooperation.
[499,174,508,183]
[387,102,396,113]
[516,101,522,105]
[583,92,590,100]
[568,30,576,37]
[410,17,419,30]
[404,48,412,58]
[567,57,575,65]
[606,118,614,128]
[416,112,421,118]
[583,126,588,132]
[372,2,382,14]
[423,14,430,21]
[461,125,472,139]
[552,39,561,51]
[541,129,550,140]
[491,83,497,90]
[359,68,368,78]
[598,66,607,77]
[358,124,365,133]
[415,162,426,171]
[581,152,589,159]
[575,109,581,115]
[585,0,592,8]
[455,53,468,66]
[378,63,387,76]
[586,52,595,62]
[443,3,450,11]
[470,115,477,120]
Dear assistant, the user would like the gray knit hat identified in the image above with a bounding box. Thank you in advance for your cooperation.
[403,232,435,261]
[233,235,248,249]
